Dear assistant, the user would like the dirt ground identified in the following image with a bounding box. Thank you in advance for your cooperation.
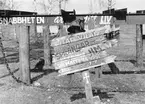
[0,24,145,104]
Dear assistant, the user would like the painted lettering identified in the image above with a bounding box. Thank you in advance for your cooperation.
[31,17,35,23]
[58,55,116,75]
[84,16,98,23]
[53,39,117,63]
[12,17,17,24]
[27,17,31,23]
[51,26,107,46]
[37,17,45,24]
[53,35,105,57]
[54,16,63,24]
[53,51,108,69]
[99,16,112,24]
[0,17,45,24]
[21,17,27,23]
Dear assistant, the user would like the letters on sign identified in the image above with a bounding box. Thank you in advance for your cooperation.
[51,24,118,75]
[51,26,108,46]
[54,16,63,24]
[53,39,118,63]
[53,16,113,25]
[84,16,98,23]
[53,39,117,69]
[53,35,105,57]
[58,55,116,76]
[0,15,113,25]
[53,51,108,69]
[0,17,45,25]
[99,16,112,24]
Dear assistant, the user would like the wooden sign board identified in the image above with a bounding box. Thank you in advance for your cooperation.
[2,14,145,25]
[0,15,113,25]
[53,34,105,55]
[53,39,118,64]
[58,55,116,76]
[51,23,118,75]
[54,51,109,69]
[52,25,120,56]
[45,15,114,25]
[51,26,109,47]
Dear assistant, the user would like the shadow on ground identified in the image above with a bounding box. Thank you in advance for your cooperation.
[70,90,114,101]
[31,59,57,83]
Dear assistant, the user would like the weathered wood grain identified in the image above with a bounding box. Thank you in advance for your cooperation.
[51,26,108,46]
[53,34,105,55]
[58,55,116,76]
[53,39,118,63]
[53,51,108,69]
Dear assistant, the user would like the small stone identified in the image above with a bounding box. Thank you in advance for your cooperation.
[33,82,41,86]
[47,89,51,91]
[58,85,61,87]
[94,96,101,104]
[107,99,110,102]
[116,87,118,90]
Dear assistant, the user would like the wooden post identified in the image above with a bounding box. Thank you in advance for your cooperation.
[15,25,20,42]
[82,71,96,104]
[94,66,102,96]
[43,25,51,69]
[95,66,102,78]
[34,15,37,42]
[19,25,30,84]
[136,24,143,68]
[15,25,21,80]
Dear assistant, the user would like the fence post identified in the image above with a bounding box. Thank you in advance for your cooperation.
[34,16,38,42]
[19,25,31,84]
[43,25,51,69]
[136,24,143,68]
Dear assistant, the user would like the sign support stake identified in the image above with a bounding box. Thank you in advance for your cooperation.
[82,70,94,104]
[82,70,101,104]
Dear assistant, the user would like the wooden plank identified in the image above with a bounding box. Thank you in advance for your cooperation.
[127,15,145,24]
[19,25,30,84]
[53,39,118,63]
[54,51,108,69]
[43,25,51,69]
[3,14,145,25]
[0,15,113,25]
[58,55,116,76]
[136,24,143,68]
[53,34,105,56]
[81,39,118,53]
[45,15,113,25]
[82,71,94,104]
[51,26,109,47]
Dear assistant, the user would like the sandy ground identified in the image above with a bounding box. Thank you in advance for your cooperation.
[0,24,145,104]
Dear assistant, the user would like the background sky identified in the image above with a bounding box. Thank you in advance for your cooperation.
[13,0,145,14]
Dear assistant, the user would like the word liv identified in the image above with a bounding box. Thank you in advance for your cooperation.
[100,16,112,24]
